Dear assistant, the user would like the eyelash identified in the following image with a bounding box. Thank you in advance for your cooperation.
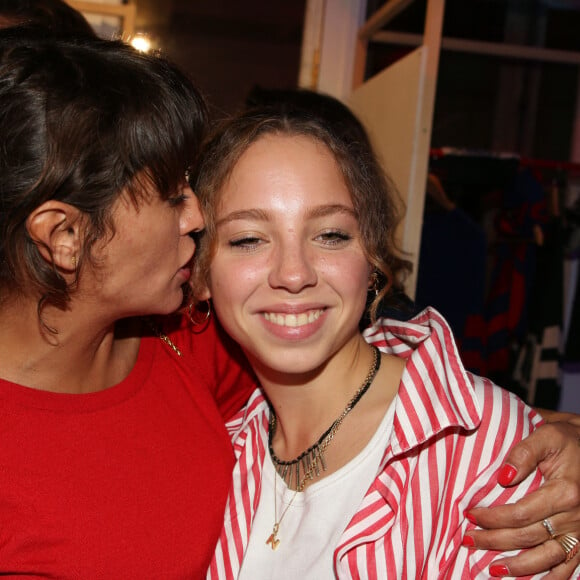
[229,236,262,250]
[317,230,352,245]
[167,194,188,207]
[227,230,352,251]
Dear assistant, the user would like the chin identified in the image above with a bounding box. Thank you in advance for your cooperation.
[248,349,325,377]
[150,292,185,317]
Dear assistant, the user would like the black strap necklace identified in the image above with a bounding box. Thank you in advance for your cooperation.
[267,345,381,492]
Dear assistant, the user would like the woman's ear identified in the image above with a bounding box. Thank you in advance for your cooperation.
[188,272,212,301]
[198,285,212,301]
[199,286,211,300]
[26,201,83,272]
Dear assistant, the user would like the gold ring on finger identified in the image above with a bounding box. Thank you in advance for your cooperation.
[554,533,580,563]
[542,518,556,539]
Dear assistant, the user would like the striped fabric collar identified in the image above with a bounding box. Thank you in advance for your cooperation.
[364,306,482,458]
[227,307,482,464]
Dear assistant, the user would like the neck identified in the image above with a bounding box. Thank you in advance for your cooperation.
[256,337,378,459]
[268,345,380,490]
[0,295,140,394]
[261,336,405,492]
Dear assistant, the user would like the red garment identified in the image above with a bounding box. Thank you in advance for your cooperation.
[0,315,256,578]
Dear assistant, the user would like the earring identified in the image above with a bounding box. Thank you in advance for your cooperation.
[71,255,77,270]
[369,271,380,297]
[187,299,211,327]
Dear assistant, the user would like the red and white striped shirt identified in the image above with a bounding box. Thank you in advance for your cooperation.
[208,308,547,579]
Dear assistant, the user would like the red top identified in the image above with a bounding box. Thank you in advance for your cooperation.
[0,315,256,578]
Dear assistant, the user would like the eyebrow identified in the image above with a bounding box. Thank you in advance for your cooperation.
[216,204,356,227]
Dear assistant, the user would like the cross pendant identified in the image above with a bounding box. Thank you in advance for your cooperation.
[266,523,280,550]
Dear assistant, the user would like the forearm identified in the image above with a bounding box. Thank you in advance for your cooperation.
[535,409,580,428]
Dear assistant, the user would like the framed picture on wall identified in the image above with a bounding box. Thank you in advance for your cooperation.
[65,0,136,39]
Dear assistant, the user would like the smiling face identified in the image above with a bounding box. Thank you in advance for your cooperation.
[206,134,372,376]
[84,179,204,319]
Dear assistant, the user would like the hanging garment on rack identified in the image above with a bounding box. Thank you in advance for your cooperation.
[563,256,580,368]
[425,150,580,409]
[563,197,580,370]
[425,151,524,377]
[415,206,487,349]
[509,217,563,408]
[560,256,580,412]
[483,168,551,385]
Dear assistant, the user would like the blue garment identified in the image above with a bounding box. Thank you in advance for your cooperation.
[415,207,487,349]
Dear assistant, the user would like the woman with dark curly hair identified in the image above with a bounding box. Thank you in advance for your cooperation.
[0,33,255,577]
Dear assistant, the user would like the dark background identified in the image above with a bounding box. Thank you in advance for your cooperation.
[136,0,306,117]
[131,0,580,161]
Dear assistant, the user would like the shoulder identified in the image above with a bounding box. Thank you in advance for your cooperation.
[467,371,543,438]
[372,309,541,460]
[154,313,258,419]
[225,389,269,445]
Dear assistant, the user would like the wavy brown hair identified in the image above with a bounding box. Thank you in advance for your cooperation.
[191,96,411,323]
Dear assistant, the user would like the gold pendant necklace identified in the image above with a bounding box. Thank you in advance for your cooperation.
[265,346,381,550]
[265,471,298,551]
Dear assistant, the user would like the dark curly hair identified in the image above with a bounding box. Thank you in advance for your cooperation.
[0,32,208,310]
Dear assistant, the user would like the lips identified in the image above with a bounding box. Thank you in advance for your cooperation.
[263,309,323,328]
[177,258,194,281]
[178,252,195,279]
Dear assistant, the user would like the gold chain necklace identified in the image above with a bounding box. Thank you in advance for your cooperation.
[265,346,381,550]
[143,318,182,357]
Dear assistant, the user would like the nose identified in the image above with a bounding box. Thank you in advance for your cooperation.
[268,240,317,293]
[180,187,205,235]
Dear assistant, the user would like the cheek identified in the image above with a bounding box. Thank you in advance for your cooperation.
[210,255,265,293]
[208,267,253,344]
[324,255,371,298]
[208,261,250,306]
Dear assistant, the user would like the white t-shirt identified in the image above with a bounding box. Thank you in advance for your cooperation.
[239,401,395,579]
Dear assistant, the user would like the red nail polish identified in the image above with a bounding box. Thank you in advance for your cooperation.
[464,510,477,525]
[489,564,509,577]
[462,535,475,547]
[497,464,517,486]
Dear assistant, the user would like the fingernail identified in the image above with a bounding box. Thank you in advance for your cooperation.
[489,564,509,577]
[497,464,517,486]
[464,510,477,525]
[461,535,475,547]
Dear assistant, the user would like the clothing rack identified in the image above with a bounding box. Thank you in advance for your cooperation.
[419,147,580,412]
[430,147,580,176]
